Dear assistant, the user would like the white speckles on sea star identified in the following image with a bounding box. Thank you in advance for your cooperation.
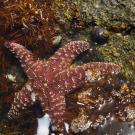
[4,40,120,132]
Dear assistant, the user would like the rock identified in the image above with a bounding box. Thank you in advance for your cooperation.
[79,0,135,27]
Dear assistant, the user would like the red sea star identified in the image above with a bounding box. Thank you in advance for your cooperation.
[3,40,120,132]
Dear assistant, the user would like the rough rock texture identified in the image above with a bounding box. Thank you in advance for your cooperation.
[92,32,135,82]
[80,0,135,27]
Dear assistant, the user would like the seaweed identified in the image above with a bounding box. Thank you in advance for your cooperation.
[0,0,57,56]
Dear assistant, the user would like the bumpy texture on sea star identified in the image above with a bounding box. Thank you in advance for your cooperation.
[4,40,120,131]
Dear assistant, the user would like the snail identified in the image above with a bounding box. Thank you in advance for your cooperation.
[91,27,109,44]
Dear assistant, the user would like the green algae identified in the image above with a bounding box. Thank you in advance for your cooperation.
[92,32,135,82]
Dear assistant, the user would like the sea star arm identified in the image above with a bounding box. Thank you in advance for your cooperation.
[47,41,90,72]
[55,62,120,93]
[8,82,35,119]
[49,93,66,131]
[4,41,35,74]
[40,89,66,131]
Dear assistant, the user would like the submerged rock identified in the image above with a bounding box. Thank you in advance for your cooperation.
[80,0,135,27]
[93,32,135,82]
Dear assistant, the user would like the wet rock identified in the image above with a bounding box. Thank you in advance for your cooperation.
[93,33,135,82]
[80,0,135,27]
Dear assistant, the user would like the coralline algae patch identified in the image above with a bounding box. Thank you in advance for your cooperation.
[69,78,135,134]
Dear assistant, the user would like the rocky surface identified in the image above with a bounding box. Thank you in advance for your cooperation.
[80,0,135,27]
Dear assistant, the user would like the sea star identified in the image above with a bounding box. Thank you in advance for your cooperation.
[3,40,120,132]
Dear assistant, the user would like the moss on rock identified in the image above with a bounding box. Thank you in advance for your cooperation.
[93,32,135,82]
